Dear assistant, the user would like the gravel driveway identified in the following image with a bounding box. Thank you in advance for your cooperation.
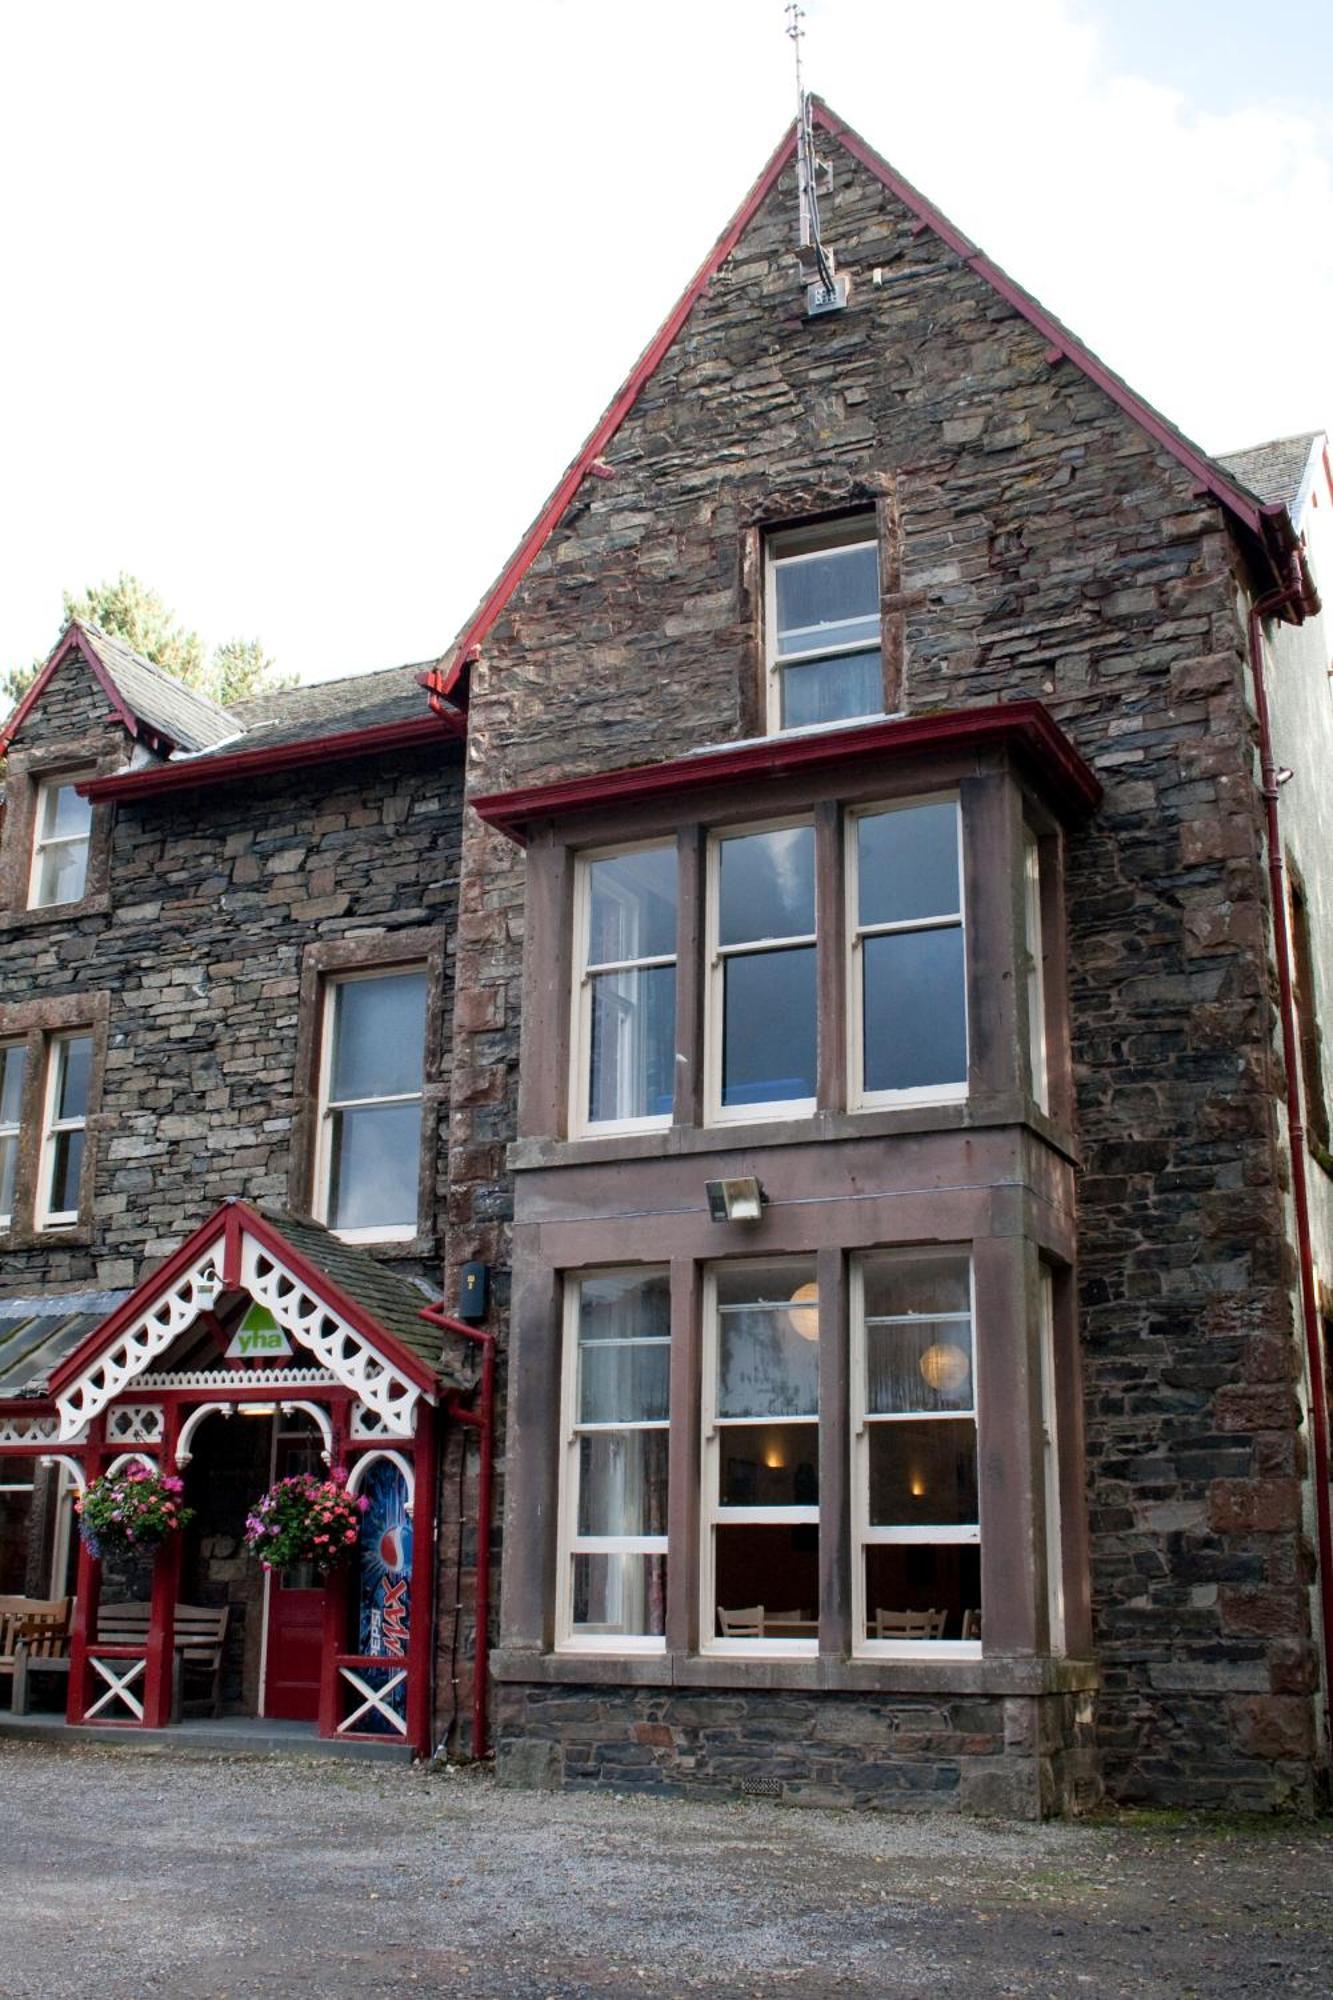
[0,1741,1330,1997]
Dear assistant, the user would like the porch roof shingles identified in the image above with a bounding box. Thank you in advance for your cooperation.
[251,1205,474,1391]
[0,1294,132,1398]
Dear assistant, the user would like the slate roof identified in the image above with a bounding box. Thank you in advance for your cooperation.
[222,662,435,753]
[252,1204,474,1391]
[1216,434,1321,515]
[76,622,237,753]
[0,1292,131,1399]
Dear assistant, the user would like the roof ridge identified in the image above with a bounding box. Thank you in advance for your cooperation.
[74,619,233,720]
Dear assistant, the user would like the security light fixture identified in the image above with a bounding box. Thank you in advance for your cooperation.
[705,1176,765,1224]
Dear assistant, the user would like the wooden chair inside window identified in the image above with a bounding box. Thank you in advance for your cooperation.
[717,1605,765,1638]
[961,1608,982,1641]
[873,1607,947,1640]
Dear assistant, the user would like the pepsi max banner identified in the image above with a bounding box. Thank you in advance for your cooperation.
[357,1458,412,1730]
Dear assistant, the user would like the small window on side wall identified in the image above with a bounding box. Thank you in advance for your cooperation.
[573,845,677,1136]
[766,515,882,732]
[315,968,427,1242]
[29,777,93,909]
[36,1032,92,1229]
[0,1041,27,1228]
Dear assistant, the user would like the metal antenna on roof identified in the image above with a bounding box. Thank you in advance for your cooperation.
[784,3,845,313]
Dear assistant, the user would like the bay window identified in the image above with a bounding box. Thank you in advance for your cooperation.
[1024,828,1049,1113]
[766,517,883,731]
[574,845,676,1134]
[703,1260,820,1652]
[36,1033,92,1230]
[557,1269,670,1650]
[315,968,427,1241]
[708,824,817,1121]
[851,1250,980,1655]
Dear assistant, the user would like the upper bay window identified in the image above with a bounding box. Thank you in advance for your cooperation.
[849,799,967,1107]
[709,823,817,1121]
[573,846,677,1136]
[766,516,882,732]
[315,968,427,1242]
[28,776,93,909]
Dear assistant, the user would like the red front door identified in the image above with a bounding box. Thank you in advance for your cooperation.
[263,1426,326,1722]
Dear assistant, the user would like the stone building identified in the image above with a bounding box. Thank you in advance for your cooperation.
[1,99,1331,1811]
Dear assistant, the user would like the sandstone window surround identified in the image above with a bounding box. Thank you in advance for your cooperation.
[0,744,118,929]
[764,513,887,733]
[290,931,448,1255]
[0,992,109,1248]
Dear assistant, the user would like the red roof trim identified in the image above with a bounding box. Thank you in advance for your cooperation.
[430,100,1300,697]
[429,116,801,699]
[47,1199,438,1403]
[79,710,464,804]
[0,624,150,756]
[471,700,1101,843]
[809,102,1290,565]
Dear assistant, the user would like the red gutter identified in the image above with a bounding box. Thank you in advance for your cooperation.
[472,699,1101,845]
[1247,572,1333,1750]
[421,1305,496,1761]
[79,711,465,804]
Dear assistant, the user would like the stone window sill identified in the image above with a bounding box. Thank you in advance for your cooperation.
[0,893,111,932]
[0,1222,94,1250]
[492,1646,1098,1699]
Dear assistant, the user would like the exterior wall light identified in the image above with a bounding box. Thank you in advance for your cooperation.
[705,1176,766,1223]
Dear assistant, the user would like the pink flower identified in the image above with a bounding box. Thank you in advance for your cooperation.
[357,1496,370,1513]
[343,1528,358,1543]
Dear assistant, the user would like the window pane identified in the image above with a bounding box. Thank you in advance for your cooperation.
[722,947,816,1106]
[330,972,426,1102]
[0,1133,18,1219]
[576,1431,669,1537]
[0,1044,26,1126]
[866,1419,978,1527]
[588,966,675,1123]
[48,1129,84,1215]
[864,1544,980,1643]
[779,649,883,728]
[36,840,89,907]
[716,1271,819,1418]
[588,849,676,964]
[718,826,814,945]
[858,803,960,927]
[775,543,879,655]
[578,1340,670,1426]
[42,783,92,842]
[862,927,966,1093]
[863,1253,971,1321]
[55,1037,92,1122]
[578,1272,670,1342]
[328,1101,421,1231]
[866,1318,975,1416]
[572,1552,666,1637]
[714,1524,819,1636]
[718,1423,819,1508]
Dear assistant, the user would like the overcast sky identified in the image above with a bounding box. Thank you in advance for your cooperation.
[3,0,1330,687]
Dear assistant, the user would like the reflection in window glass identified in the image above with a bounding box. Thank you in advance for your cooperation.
[715,827,817,1113]
[30,779,92,909]
[0,1043,27,1223]
[42,1034,92,1223]
[582,847,677,1129]
[707,1262,819,1644]
[322,970,427,1236]
[855,802,966,1100]
[770,528,882,730]
[855,1251,979,1646]
[562,1271,670,1645]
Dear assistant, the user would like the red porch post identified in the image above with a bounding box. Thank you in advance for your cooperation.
[65,1422,103,1726]
[406,1407,437,1760]
[317,1398,350,1739]
[142,1407,182,1728]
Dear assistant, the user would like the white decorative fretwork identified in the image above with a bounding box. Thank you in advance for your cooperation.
[277,1401,333,1462]
[176,1403,235,1466]
[241,1237,425,1431]
[139,1368,335,1392]
[85,1652,146,1722]
[350,1405,393,1440]
[346,1448,414,1511]
[107,1406,164,1445]
[104,1450,159,1479]
[337,1664,408,1736]
[38,1453,87,1491]
[0,1412,60,1448]
[56,1247,223,1441]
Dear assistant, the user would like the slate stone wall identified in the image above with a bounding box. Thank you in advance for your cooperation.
[449,141,1319,1805]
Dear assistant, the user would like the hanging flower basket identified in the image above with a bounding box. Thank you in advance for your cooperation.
[76,1462,193,1560]
[243,1468,368,1574]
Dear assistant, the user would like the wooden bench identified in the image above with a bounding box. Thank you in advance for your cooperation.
[96,1601,230,1720]
[1,1596,73,1715]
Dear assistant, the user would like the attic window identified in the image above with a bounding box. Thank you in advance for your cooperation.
[765,516,883,732]
[28,776,93,909]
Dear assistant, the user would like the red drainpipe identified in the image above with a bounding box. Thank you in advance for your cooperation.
[1247,562,1333,1751]
[420,1307,496,1760]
